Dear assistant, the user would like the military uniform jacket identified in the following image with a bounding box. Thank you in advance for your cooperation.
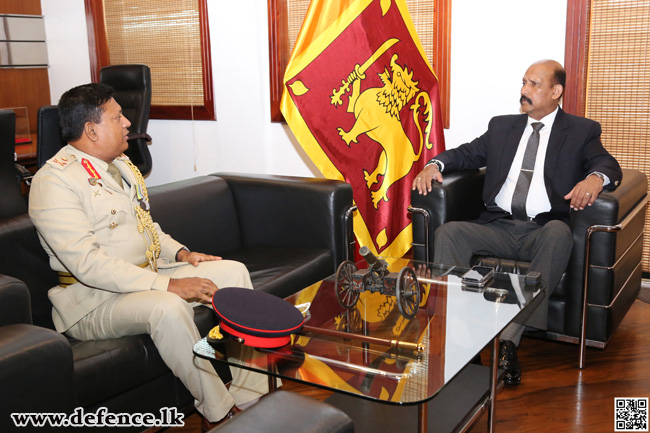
[29,145,184,333]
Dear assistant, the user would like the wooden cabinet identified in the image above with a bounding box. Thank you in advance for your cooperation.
[0,0,50,169]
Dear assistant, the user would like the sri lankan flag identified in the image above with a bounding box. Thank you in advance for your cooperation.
[281,0,445,258]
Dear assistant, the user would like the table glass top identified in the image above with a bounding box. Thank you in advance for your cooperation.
[194,257,544,405]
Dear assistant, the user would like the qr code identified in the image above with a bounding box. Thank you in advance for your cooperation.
[616,398,648,432]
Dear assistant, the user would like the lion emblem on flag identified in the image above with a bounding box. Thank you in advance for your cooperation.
[336,53,433,208]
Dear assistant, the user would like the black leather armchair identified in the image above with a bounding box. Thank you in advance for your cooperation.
[0,110,28,219]
[36,105,66,168]
[409,168,647,367]
[100,64,153,177]
[36,65,153,177]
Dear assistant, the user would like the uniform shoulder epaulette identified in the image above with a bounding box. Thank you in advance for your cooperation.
[47,152,78,171]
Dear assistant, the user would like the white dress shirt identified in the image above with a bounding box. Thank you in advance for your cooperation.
[494,108,559,218]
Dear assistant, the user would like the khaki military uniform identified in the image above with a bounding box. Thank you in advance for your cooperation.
[29,145,267,422]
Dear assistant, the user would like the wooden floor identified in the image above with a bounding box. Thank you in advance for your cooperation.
[165,299,650,432]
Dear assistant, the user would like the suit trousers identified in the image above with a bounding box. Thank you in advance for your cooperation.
[433,218,573,330]
[66,260,269,422]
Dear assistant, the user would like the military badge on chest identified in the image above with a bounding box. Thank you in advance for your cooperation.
[135,183,150,211]
[81,158,106,195]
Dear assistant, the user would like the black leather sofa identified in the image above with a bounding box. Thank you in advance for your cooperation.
[409,168,647,360]
[0,172,353,432]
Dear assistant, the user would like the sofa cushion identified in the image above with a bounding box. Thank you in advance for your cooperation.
[71,335,168,407]
[225,246,334,299]
[149,176,243,256]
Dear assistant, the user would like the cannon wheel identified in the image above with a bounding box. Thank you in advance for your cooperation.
[396,266,420,319]
[335,260,360,310]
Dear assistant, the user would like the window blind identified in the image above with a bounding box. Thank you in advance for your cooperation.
[585,0,650,271]
[103,0,204,106]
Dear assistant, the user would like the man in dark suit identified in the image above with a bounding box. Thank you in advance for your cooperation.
[412,59,622,385]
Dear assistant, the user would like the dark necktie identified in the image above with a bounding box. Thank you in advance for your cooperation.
[511,122,544,220]
[107,162,124,189]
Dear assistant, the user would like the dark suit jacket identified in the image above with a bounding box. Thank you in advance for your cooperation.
[435,109,622,225]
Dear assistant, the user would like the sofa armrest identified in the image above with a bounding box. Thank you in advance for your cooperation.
[0,275,31,326]
[0,324,76,429]
[570,169,648,265]
[566,168,648,290]
[214,173,354,267]
[571,169,648,229]
[409,169,485,262]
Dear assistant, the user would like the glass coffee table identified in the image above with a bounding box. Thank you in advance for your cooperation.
[194,257,544,433]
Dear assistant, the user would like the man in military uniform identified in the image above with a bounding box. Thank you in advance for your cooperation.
[29,83,266,429]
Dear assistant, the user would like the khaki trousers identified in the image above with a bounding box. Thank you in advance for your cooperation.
[67,260,269,422]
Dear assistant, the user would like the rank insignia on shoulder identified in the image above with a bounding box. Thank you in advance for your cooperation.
[48,153,80,171]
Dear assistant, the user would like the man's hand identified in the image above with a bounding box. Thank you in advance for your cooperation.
[412,164,444,195]
[564,174,604,211]
[167,277,218,303]
[414,263,432,279]
[176,249,222,267]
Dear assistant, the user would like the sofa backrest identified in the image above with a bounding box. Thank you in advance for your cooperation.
[149,175,243,256]
[0,214,58,329]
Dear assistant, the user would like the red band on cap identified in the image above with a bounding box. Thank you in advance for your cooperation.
[220,322,291,348]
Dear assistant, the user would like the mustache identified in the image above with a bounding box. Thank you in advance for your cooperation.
[520,95,533,105]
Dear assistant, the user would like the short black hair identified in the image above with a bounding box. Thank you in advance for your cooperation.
[58,83,115,143]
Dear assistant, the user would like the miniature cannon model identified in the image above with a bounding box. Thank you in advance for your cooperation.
[335,247,421,319]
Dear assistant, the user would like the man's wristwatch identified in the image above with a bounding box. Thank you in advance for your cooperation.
[429,159,443,172]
